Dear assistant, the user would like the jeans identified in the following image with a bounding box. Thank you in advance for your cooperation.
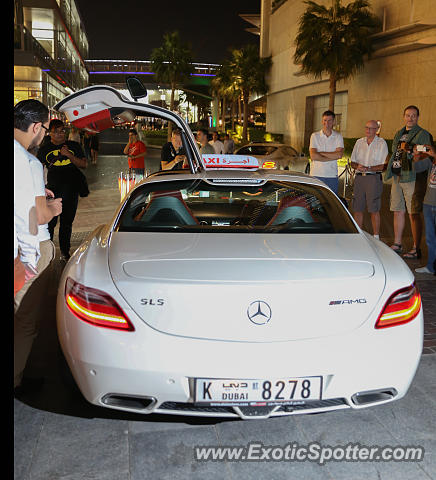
[315,176,338,194]
[48,184,79,256]
[423,203,436,273]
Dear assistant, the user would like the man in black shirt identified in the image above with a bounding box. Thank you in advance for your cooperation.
[37,119,87,260]
[160,128,188,170]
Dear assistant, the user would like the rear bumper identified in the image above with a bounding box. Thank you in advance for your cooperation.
[57,299,423,419]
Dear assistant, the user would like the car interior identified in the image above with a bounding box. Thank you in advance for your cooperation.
[116,180,357,234]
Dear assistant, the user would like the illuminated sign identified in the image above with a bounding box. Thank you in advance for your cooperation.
[201,155,259,170]
[262,161,276,169]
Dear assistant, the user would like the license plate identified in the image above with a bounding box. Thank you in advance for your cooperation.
[195,377,322,406]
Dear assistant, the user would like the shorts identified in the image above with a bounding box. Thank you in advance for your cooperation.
[390,175,426,214]
[352,173,383,213]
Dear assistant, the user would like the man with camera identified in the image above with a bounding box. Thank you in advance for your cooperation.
[384,106,432,259]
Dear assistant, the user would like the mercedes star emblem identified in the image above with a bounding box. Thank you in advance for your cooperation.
[247,301,272,325]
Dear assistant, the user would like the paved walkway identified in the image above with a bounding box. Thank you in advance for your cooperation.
[14,147,436,480]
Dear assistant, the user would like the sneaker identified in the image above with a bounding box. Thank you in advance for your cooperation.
[415,266,434,274]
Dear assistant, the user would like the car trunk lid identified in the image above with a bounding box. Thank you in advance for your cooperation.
[108,232,385,342]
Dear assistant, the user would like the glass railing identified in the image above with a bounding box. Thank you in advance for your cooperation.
[57,0,88,61]
[85,59,220,77]
[14,24,88,91]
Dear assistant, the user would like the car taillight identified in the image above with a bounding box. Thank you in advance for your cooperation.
[375,284,421,329]
[65,277,134,331]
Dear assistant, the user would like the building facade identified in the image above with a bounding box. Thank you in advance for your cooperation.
[260,0,436,149]
[14,0,89,111]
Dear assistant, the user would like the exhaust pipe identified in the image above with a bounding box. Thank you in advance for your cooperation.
[351,388,398,406]
[101,393,156,411]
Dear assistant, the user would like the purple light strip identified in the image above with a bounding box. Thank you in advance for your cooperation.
[89,71,216,77]
[90,71,154,75]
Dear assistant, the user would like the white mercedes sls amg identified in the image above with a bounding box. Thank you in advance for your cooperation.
[55,81,423,420]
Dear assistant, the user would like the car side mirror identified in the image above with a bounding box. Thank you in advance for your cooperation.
[126,76,147,102]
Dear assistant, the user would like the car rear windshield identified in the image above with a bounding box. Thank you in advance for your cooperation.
[237,146,278,156]
[116,180,357,234]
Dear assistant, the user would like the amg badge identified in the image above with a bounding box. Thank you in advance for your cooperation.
[329,299,367,305]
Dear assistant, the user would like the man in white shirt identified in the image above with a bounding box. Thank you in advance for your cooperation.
[350,120,389,239]
[309,110,344,194]
[14,100,53,288]
[14,99,62,394]
[14,153,61,392]
[209,131,225,154]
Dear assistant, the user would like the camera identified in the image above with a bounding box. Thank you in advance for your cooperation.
[416,145,430,152]
[399,142,413,153]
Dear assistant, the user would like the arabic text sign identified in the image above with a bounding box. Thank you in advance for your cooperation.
[201,154,259,170]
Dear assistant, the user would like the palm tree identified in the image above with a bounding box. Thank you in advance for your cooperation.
[211,62,239,133]
[228,44,272,142]
[150,31,194,139]
[294,0,380,111]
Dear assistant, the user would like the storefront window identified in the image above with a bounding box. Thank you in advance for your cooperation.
[14,89,41,105]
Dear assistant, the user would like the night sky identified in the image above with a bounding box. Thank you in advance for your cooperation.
[75,0,260,64]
